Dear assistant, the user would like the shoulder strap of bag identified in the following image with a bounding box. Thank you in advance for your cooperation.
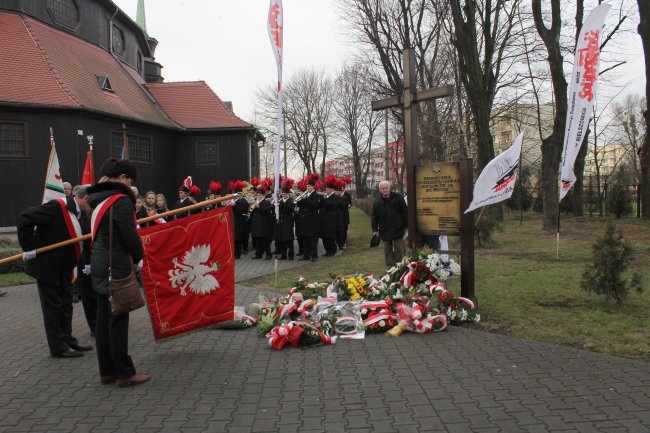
[109,205,113,281]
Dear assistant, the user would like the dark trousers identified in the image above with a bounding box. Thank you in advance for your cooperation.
[336,230,347,249]
[321,237,337,255]
[234,240,243,258]
[253,236,271,258]
[302,236,318,259]
[276,240,294,258]
[95,294,136,379]
[296,236,304,255]
[36,278,78,356]
[75,275,97,334]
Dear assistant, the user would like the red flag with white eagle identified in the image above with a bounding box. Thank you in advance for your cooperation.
[138,207,235,340]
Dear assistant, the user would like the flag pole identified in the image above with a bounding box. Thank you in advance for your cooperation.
[42,127,56,203]
[474,206,486,229]
[0,194,238,265]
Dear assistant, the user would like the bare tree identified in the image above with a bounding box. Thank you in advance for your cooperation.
[448,0,523,174]
[333,63,382,197]
[637,0,650,218]
[256,68,334,176]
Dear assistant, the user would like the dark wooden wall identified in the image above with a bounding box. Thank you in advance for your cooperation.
[0,108,258,226]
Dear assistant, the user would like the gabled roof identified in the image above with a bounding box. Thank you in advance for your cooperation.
[146,81,252,130]
[0,12,177,128]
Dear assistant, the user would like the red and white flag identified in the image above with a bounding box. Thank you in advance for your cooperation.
[42,128,65,203]
[268,0,283,219]
[139,207,235,340]
[465,127,527,213]
[81,147,94,185]
[559,4,610,201]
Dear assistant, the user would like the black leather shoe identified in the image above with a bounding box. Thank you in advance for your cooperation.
[53,348,83,358]
[70,344,93,352]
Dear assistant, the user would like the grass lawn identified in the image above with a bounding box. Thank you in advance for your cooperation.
[0,272,34,287]
[242,207,650,361]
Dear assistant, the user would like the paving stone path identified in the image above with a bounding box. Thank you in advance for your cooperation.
[1,253,649,432]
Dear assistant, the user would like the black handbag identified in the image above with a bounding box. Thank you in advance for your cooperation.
[370,234,381,247]
[108,205,145,316]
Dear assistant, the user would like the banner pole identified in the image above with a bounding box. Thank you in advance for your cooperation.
[1,194,238,265]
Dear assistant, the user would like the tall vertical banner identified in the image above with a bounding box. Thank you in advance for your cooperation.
[559,4,610,201]
[139,207,235,340]
[268,0,283,219]
[42,128,66,203]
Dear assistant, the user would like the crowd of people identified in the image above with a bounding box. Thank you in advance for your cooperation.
[12,159,362,387]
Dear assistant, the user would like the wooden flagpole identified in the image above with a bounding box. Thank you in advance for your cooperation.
[0,194,238,265]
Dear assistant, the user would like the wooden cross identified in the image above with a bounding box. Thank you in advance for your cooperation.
[372,48,454,249]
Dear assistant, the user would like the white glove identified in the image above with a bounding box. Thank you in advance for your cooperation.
[82,265,91,275]
[137,259,144,270]
[22,250,37,261]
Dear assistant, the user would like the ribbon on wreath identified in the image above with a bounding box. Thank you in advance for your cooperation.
[297,299,317,318]
[265,323,305,350]
[274,302,297,320]
[334,315,361,336]
[457,297,474,309]
[400,262,419,288]
[362,311,395,328]
[413,313,447,334]
[234,311,258,326]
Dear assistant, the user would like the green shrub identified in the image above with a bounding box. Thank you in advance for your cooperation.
[606,167,633,218]
[580,219,642,304]
[0,247,26,273]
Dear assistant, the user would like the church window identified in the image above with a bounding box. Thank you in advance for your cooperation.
[0,122,28,158]
[111,132,152,163]
[47,0,80,30]
[196,141,220,166]
[112,25,125,56]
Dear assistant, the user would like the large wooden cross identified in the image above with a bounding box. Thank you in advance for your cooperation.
[372,48,454,249]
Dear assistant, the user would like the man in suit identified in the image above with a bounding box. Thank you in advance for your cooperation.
[296,180,321,262]
[17,193,93,358]
[72,185,97,337]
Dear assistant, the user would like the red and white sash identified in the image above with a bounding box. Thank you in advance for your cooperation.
[55,198,82,262]
[90,194,126,246]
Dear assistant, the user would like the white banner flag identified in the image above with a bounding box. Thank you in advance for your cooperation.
[465,127,527,214]
[268,0,283,219]
[42,129,66,203]
[559,4,610,201]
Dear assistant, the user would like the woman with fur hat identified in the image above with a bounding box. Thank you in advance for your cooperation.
[86,158,149,387]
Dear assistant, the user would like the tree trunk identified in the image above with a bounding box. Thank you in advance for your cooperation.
[638,0,650,219]
[533,0,567,231]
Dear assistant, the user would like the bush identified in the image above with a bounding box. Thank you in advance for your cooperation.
[580,219,642,304]
[0,247,25,273]
[606,167,633,218]
[354,198,373,216]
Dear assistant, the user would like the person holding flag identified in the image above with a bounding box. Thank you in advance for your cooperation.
[16,180,93,358]
[86,158,149,387]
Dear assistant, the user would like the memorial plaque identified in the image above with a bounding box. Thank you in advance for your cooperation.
[415,162,461,235]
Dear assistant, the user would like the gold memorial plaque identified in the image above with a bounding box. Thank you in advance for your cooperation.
[415,162,461,235]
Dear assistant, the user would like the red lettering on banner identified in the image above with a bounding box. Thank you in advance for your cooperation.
[577,30,600,102]
[268,4,282,49]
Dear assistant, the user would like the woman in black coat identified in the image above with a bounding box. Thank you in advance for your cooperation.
[87,158,149,387]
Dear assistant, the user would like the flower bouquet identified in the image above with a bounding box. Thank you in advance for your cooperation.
[265,320,335,350]
[432,285,480,323]
[316,301,365,339]
[359,300,396,333]
[386,301,447,336]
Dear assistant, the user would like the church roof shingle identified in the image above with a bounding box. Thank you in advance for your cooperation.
[146,81,252,129]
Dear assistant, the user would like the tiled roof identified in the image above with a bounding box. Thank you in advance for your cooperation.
[146,81,252,129]
[0,12,177,128]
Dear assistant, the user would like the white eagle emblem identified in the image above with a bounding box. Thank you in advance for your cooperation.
[168,244,221,296]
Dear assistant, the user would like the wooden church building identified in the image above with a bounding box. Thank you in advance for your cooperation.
[0,0,262,227]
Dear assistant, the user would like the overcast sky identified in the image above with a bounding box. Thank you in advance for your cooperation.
[112,0,354,123]
[112,1,646,125]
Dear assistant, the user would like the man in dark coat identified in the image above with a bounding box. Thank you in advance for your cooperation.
[295,181,320,261]
[231,186,250,260]
[371,180,409,267]
[250,189,274,259]
[73,185,97,337]
[318,183,339,257]
[17,192,93,358]
[336,189,352,251]
[275,184,296,260]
